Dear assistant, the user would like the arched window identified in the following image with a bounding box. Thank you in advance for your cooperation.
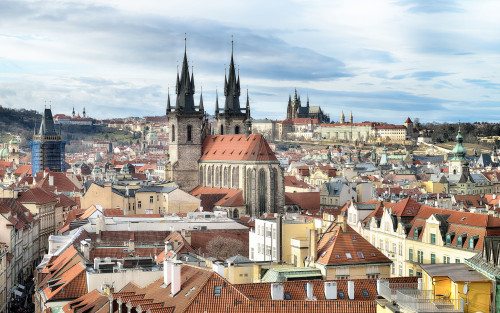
[171,125,175,142]
[199,166,204,185]
[233,209,239,218]
[221,125,224,135]
[207,166,212,185]
[258,169,267,216]
[235,126,240,135]
[232,167,239,188]
[223,167,228,188]
[215,166,220,187]
[187,125,192,142]
[246,168,253,209]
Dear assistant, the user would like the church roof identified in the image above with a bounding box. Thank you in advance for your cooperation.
[201,134,277,162]
[38,108,58,136]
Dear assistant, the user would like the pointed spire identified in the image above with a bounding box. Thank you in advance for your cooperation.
[307,95,310,108]
[175,35,195,111]
[83,106,86,118]
[72,106,75,118]
[245,89,252,137]
[166,87,171,114]
[349,111,353,124]
[215,89,219,117]
[223,37,241,114]
[199,86,204,111]
[341,111,345,124]
[294,88,298,101]
[246,89,251,120]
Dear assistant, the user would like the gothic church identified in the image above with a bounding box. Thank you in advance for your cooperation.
[166,40,284,217]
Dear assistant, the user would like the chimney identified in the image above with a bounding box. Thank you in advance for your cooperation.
[270,283,284,300]
[181,229,191,245]
[324,282,337,300]
[164,241,172,253]
[49,174,54,186]
[306,282,314,300]
[212,262,225,278]
[338,212,347,233]
[80,240,90,260]
[309,229,318,262]
[163,260,172,286]
[347,281,354,300]
[171,262,181,295]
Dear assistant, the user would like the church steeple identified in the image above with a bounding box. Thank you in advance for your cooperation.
[175,36,196,112]
[72,106,75,118]
[349,111,353,124]
[199,87,204,111]
[215,89,219,117]
[340,111,345,124]
[223,39,241,114]
[245,89,252,137]
[166,87,171,114]
[83,106,86,118]
[451,124,467,161]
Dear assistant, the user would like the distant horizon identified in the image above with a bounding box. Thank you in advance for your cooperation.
[1,1,500,123]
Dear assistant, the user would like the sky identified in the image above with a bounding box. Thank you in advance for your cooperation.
[1,0,500,123]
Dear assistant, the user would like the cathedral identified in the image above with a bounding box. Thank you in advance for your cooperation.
[166,40,285,217]
[286,89,329,123]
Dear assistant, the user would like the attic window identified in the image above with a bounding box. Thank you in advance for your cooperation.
[214,286,222,296]
[338,290,345,299]
[469,235,479,249]
[357,252,365,259]
[320,251,327,258]
[466,200,473,206]
[345,253,352,259]
[329,236,335,242]
[362,290,369,298]
[461,217,467,221]
[351,235,357,241]
[335,255,340,259]
[185,287,195,296]
[371,253,376,257]
[284,292,292,300]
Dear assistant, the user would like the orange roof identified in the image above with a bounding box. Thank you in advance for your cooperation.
[285,192,320,210]
[43,262,87,301]
[201,134,277,162]
[390,197,422,217]
[17,187,58,205]
[405,117,413,123]
[316,222,391,266]
[284,176,310,189]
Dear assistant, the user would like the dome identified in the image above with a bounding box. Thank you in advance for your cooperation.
[0,147,9,158]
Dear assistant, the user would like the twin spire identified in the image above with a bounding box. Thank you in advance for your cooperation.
[168,36,250,119]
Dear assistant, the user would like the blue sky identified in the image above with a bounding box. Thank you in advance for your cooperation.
[1,0,500,123]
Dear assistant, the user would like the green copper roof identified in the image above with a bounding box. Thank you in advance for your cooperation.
[450,126,466,161]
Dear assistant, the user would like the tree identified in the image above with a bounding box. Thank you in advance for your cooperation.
[206,235,246,260]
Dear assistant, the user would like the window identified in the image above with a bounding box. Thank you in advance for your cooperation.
[414,228,418,238]
[392,243,396,253]
[409,269,414,276]
[357,252,364,259]
[284,292,292,300]
[455,258,460,263]
[150,196,154,204]
[416,271,422,277]
[431,253,436,264]
[446,234,451,245]
[338,291,345,299]
[417,250,423,263]
[235,125,240,134]
[214,286,222,296]
[457,236,463,247]
[138,201,142,209]
[469,237,476,249]
[171,125,175,142]
[187,125,192,142]
[145,209,153,214]
[362,290,369,298]
[409,248,414,262]
[345,253,352,259]
[443,256,450,263]
[398,244,402,256]
[430,234,436,244]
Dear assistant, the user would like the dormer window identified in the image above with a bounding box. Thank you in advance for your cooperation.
[469,235,479,249]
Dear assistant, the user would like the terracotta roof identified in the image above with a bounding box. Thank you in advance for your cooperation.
[62,289,109,313]
[405,117,413,123]
[285,192,320,211]
[43,262,87,301]
[201,134,277,162]
[390,197,422,217]
[453,194,487,208]
[14,164,32,176]
[35,171,83,193]
[17,187,58,205]
[316,222,391,266]
[284,176,310,189]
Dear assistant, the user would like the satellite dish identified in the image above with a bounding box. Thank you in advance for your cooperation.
[463,284,469,295]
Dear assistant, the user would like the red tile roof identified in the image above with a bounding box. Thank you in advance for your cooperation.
[285,192,320,211]
[316,222,391,266]
[201,134,277,162]
[17,187,58,205]
[284,176,310,189]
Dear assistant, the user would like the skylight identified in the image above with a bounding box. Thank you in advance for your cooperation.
[357,252,364,259]
[346,253,352,259]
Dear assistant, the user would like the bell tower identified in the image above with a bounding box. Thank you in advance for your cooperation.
[166,37,206,191]
[215,39,248,135]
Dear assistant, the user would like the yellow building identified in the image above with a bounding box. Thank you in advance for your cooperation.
[421,263,492,313]
[81,182,199,214]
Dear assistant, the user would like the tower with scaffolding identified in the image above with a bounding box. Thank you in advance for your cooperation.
[30,107,66,174]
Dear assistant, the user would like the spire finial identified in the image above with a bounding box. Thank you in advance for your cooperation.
[184,32,187,51]
[231,35,234,54]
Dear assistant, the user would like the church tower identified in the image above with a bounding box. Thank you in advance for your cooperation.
[340,111,345,124]
[449,125,468,179]
[166,38,206,191]
[30,107,66,174]
[216,40,247,135]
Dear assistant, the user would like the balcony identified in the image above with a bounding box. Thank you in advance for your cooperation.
[378,280,463,313]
